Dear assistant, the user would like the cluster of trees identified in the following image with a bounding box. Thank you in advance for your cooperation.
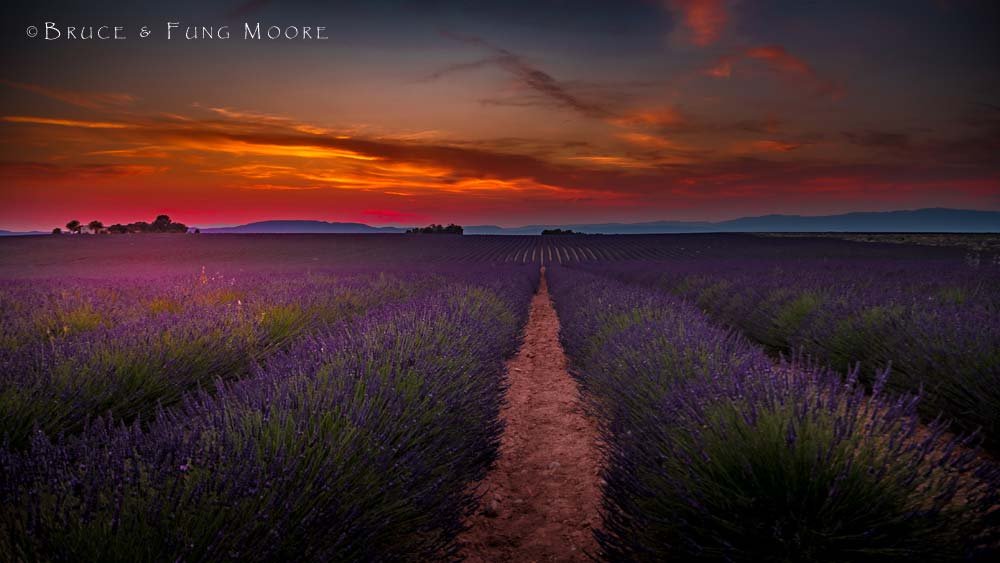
[54,215,195,235]
[541,228,581,235]
[406,224,464,235]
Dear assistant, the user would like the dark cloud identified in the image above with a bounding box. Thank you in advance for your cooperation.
[1,80,136,111]
[433,32,614,119]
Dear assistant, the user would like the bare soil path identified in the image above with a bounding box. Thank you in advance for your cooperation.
[459,268,602,562]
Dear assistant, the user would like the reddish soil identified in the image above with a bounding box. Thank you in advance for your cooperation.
[459,268,602,562]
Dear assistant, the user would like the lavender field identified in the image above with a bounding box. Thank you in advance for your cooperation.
[1,234,998,561]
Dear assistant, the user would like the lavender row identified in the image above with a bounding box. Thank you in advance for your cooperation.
[547,266,999,561]
[0,268,435,351]
[0,270,455,450]
[0,264,538,561]
[570,259,1000,449]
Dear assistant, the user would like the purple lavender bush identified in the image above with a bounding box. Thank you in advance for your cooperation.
[572,258,1000,450]
[0,271,454,449]
[548,266,999,561]
[0,265,537,561]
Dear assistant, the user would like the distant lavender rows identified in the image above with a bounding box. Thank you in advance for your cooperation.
[0,232,974,280]
[1,265,538,560]
[547,265,1000,560]
[567,258,1000,450]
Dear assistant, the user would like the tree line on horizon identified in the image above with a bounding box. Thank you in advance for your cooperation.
[406,224,464,235]
[53,215,195,235]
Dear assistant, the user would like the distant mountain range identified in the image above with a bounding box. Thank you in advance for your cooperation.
[0,229,45,237]
[202,209,1000,235]
[465,208,1000,235]
[3,209,997,236]
[200,220,405,234]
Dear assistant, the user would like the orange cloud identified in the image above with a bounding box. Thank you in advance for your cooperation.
[239,183,322,191]
[566,155,654,169]
[369,161,453,178]
[666,0,728,46]
[88,147,173,159]
[616,132,678,149]
[172,137,378,161]
[609,107,687,129]
[202,106,332,135]
[216,164,299,178]
[2,115,130,129]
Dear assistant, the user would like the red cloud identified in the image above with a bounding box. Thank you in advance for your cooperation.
[704,45,843,99]
[667,0,729,46]
[744,46,812,76]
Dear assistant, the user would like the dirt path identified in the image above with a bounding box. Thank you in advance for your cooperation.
[459,268,602,562]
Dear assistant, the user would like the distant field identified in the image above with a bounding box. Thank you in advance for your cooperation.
[1,233,997,560]
[763,232,1000,255]
[0,232,975,278]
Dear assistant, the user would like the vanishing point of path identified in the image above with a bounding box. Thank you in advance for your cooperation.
[460,267,602,562]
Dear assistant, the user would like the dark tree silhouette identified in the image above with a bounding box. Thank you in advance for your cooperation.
[541,228,579,235]
[65,214,190,235]
[152,215,172,231]
[406,223,464,234]
[51,228,62,235]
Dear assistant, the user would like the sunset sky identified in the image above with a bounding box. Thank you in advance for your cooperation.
[1,0,998,230]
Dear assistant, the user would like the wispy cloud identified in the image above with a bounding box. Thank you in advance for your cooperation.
[609,107,687,129]
[704,45,843,98]
[239,183,322,191]
[198,105,333,135]
[2,115,131,129]
[2,80,136,111]
[434,32,614,119]
[736,139,804,153]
